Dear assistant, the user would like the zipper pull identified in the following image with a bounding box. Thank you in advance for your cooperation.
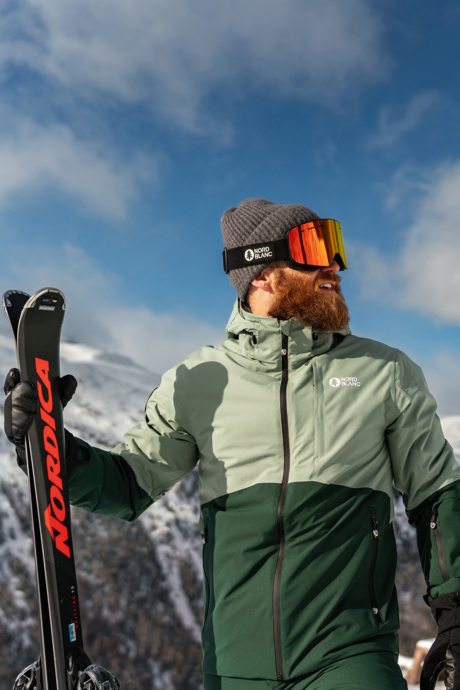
[372,517,378,538]
[281,333,289,360]
[430,509,438,530]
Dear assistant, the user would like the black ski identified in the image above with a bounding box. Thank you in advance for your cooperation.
[3,289,119,690]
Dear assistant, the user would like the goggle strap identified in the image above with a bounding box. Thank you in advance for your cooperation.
[223,239,289,273]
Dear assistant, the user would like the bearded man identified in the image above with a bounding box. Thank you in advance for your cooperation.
[5,198,460,690]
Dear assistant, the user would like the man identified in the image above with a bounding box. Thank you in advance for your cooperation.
[5,198,460,690]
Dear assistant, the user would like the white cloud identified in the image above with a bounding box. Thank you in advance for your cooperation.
[0,0,387,131]
[0,115,159,219]
[355,159,460,325]
[368,91,441,148]
[382,163,432,212]
[422,351,460,418]
[1,244,225,375]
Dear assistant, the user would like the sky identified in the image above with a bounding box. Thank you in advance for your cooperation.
[1,0,460,413]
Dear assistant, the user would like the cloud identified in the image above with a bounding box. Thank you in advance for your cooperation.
[0,0,388,131]
[0,114,159,219]
[422,351,460,418]
[383,163,432,212]
[2,244,225,375]
[355,159,460,325]
[368,91,441,148]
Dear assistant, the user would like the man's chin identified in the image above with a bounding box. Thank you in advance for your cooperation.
[292,294,350,333]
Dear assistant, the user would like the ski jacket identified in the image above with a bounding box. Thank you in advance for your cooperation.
[69,299,460,681]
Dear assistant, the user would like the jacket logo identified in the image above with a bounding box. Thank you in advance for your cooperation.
[36,357,71,558]
[329,377,361,388]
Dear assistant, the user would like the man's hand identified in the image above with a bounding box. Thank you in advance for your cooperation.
[3,368,38,445]
[420,591,460,689]
[3,367,78,473]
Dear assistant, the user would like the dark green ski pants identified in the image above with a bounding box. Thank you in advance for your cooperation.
[204,653,407,690]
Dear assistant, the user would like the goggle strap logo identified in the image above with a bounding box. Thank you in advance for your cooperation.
[242,242,276,264]
[223,239,290,273]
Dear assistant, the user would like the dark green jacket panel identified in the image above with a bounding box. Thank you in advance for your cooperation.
[201,483,280,679]
[407,478,460,598]
[280,483,399,678]
[201,482,399,680]
[68,437,153,521]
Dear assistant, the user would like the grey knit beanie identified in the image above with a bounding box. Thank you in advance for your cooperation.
[221,198,320,301]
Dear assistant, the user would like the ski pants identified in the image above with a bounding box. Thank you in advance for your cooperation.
[203,653,407,690]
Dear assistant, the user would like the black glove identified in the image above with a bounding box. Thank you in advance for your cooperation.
[420,591,460,689]
[3,367,78,474]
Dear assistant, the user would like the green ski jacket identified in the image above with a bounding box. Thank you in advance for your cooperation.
[69,299,460,681]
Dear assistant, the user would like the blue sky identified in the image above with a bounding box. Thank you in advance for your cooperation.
[1,0,460,413]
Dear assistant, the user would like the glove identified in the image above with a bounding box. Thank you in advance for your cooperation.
[3,367,78,474]
[420,591,460,689]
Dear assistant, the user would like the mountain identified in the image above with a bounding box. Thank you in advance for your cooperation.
[0,324,203,689]
[0,321,459,687]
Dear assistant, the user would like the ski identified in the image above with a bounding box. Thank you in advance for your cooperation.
[3,289,119,690]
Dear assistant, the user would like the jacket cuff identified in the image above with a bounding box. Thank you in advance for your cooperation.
[65,429,90,476]
[429,578,460,600]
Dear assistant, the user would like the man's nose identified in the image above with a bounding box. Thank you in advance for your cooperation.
[319,260,340,274]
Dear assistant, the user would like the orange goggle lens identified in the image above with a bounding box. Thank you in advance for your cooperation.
[288,219,347,270]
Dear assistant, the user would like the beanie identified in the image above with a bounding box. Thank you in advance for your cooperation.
[221,198,320,301]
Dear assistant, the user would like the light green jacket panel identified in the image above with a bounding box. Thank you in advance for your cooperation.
[386,350,458,510]
[112,299,460,514]
[111,362,199,500]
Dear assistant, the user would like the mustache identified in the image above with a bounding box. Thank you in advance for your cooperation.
[314,272,342,291]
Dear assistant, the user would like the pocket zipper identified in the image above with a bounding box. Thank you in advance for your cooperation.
[368,516,383,624]
[202,529,211,624]
[430,508,449,583]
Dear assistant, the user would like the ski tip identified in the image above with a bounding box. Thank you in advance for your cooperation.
[2,290,31,309]
[24,288,66,311]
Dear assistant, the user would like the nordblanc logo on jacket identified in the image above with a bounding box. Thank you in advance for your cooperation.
[329,377,361,387]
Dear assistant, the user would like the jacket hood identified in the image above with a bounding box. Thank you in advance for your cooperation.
[224,299,351,372]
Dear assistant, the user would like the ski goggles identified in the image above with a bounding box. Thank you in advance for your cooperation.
[223,219,347,274]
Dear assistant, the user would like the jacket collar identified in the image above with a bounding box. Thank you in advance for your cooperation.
[224,299,351,372]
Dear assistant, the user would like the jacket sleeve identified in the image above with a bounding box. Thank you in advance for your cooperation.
[386,351,460,598]
[68,438,154,522]
[69,364,199,521]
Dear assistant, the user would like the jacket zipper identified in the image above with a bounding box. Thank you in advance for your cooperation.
[430,508,449,582]
[368,516,383,624]
[273,333,290,681]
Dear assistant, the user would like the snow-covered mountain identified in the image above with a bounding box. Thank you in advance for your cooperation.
[0,318,459,687]
[0,323,203,689]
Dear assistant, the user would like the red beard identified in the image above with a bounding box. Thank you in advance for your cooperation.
[268,268,350,332]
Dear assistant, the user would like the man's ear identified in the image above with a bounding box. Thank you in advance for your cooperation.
[250,266,275,293]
